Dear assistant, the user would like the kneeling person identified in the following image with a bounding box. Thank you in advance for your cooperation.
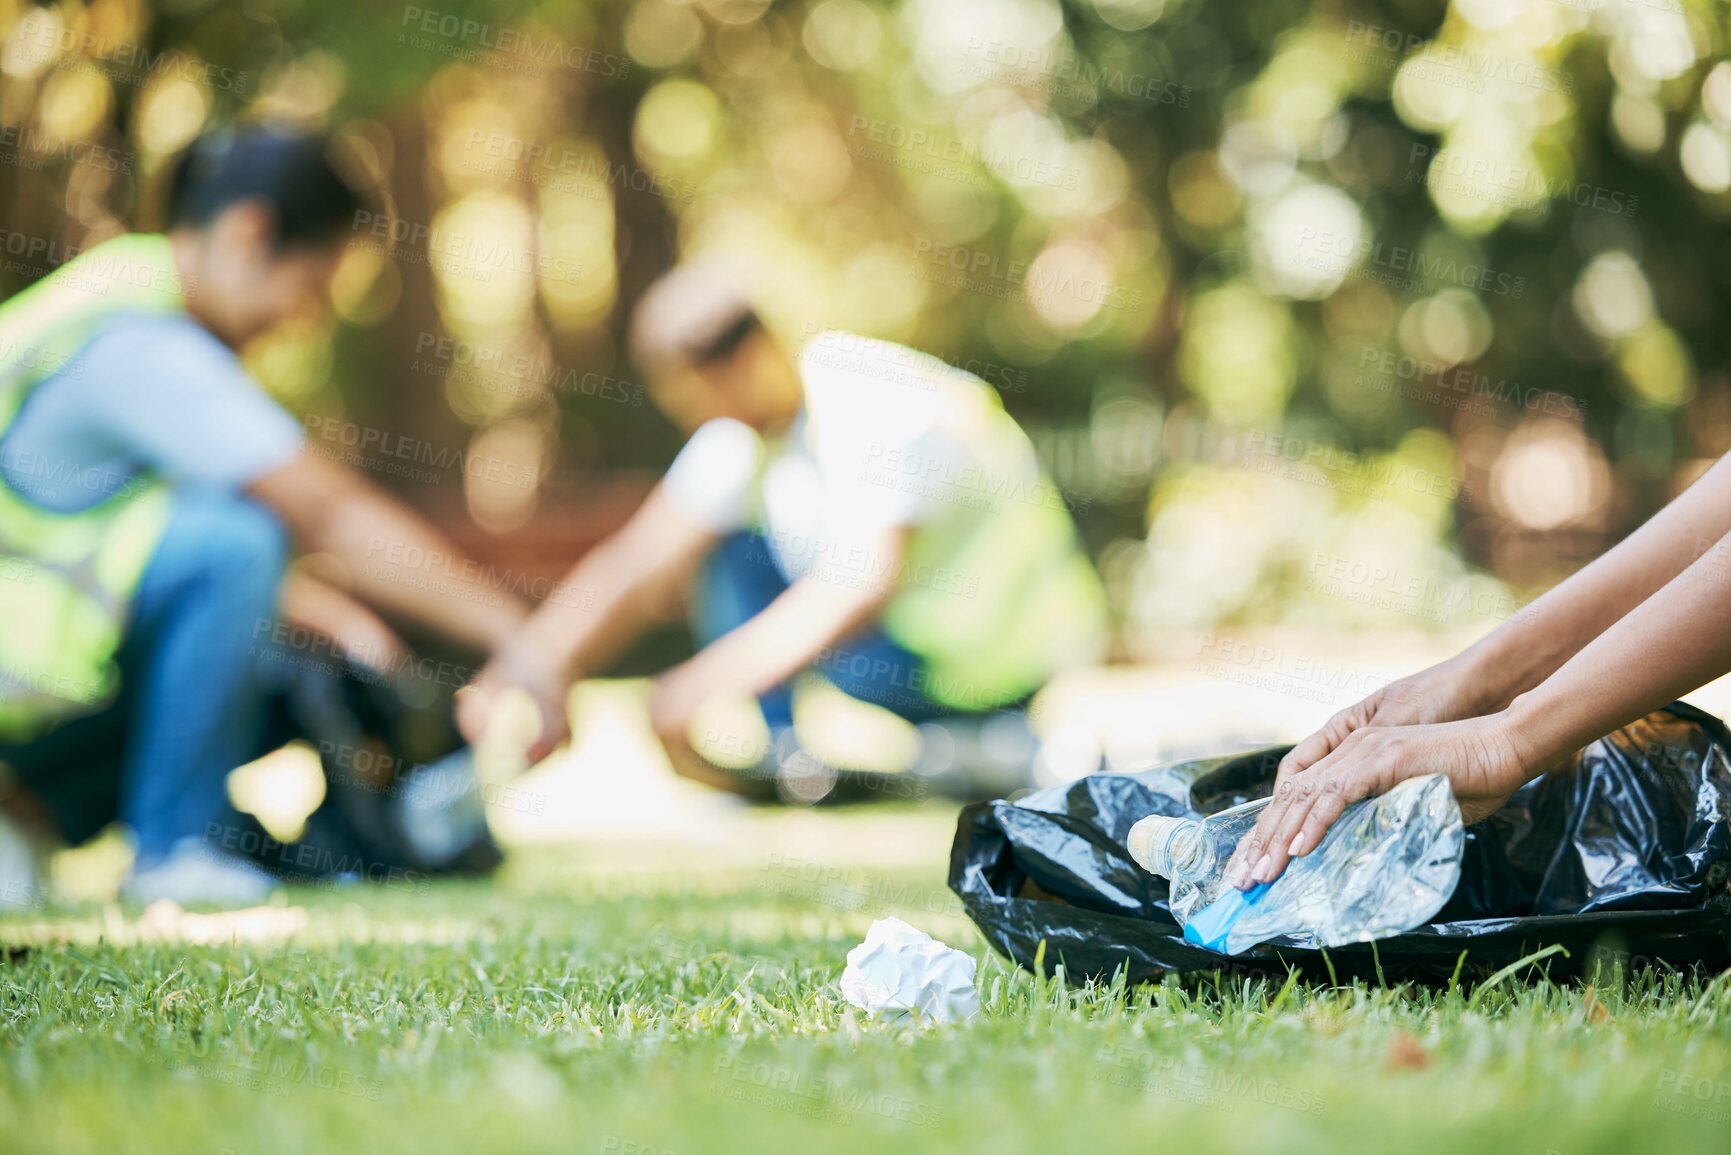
[0,129,562,905]
[466,266,1106,799]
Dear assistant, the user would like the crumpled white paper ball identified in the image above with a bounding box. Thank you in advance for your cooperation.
[840,917,980,1024]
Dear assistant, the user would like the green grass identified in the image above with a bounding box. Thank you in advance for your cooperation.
[1,802,1728,1155]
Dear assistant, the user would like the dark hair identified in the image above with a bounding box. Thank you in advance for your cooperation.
[629,263,765,373]
[689,308,763,366]
[165,127,365,247]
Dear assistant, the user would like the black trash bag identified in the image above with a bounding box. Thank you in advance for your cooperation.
[238,652,503,882]
[948,703,1731,983]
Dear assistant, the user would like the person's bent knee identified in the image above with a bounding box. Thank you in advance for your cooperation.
[135,493,289,632]
[205,496,288,580]
[163,493,288,585]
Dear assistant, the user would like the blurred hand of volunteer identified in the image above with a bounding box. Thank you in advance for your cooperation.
[278,570,410,675]
[458,637,572,762]
[1228,712,1536,890]
[645,664,709,747]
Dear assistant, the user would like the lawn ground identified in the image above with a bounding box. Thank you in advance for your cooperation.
[1,799,1729,1155]
[3,663,1730,1155]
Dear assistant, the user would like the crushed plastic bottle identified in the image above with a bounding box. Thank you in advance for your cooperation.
[395,748,489,868]
[1125,773,1465,955]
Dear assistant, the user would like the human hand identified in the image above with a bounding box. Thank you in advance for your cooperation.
[457,638,572,762]
[1228,712,1536,889]
[277,570,410,675]
[646,664,711,748]
[1273,654,1494,787]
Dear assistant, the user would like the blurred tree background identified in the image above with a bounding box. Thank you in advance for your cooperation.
[2,0,1727,660]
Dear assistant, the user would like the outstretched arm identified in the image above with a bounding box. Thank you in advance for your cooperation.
[646,526,908,741]
[457,484,719,757]
[250,452,527,652]
[1233,527,1731,888]
[1264,453,1731,789]
[249,452,577,751]
[1502,530,1731,770]
[1459,453,1731,703]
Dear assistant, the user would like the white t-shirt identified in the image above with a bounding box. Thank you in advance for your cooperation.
[661,331,1017,587]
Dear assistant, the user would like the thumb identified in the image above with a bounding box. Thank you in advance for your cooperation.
[1278,723,1343,782]
[527,689,571,761]
[455,682,495,747]
[1228,713,1353,877]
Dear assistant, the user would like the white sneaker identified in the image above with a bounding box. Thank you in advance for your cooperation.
[0,810,45,910]
[121,838,279,908]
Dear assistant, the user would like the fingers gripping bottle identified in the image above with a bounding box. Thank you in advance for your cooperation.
[1126,774,1465,955]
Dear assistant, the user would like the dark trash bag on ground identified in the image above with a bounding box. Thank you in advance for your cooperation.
[239,651,503,881]
[949,704,1731,983]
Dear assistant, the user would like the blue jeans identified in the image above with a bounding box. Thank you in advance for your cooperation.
[1,492,286,865]
[693,532,959,729]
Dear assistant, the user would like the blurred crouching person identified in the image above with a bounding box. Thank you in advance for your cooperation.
[0,127,566,906]
[459,265,1107,802]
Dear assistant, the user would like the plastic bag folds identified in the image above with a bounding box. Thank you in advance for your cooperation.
[948,704,1731,983]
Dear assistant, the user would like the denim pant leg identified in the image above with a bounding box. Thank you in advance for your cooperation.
[692,532,797,729]
[120,492,287,865]
[693,531,954,727]
[814,633,956,724]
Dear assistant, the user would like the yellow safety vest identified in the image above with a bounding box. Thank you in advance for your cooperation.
[795,333,1107,710]
[0,234,182,741]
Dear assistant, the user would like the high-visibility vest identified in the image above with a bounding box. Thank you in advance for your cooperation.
[792,332,1108,711]
[0,234,183,741]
